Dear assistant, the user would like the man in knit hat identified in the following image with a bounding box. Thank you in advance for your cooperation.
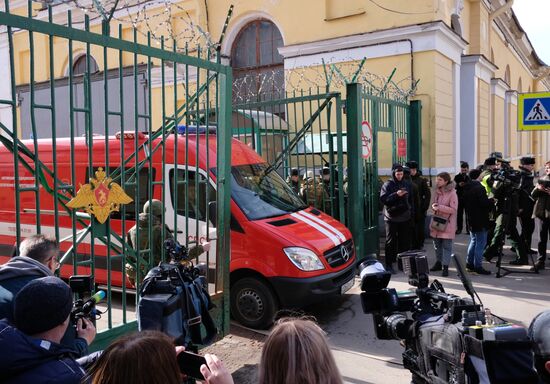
[0,234,91,356]
[0,276,93,383]
[529,310,550,383]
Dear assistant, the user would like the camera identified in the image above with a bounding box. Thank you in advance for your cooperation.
[164,238,190,263]
[359,253,538,384]
[69,275,105,328]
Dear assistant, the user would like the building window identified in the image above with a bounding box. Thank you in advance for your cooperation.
[231,20,284,103]
[72,54,99,75]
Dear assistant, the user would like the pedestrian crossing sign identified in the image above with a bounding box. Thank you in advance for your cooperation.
[518,92,550,131]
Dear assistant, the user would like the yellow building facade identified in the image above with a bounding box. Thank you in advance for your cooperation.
[4,0,550,173]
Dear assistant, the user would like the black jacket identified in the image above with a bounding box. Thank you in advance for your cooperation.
[380,172,413,223]
[518,167,535,218]
[0,320,85,384]
[411,172,431,214]
[462,180,491,232]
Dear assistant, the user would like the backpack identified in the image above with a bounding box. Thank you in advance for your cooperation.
[137,262,217,347]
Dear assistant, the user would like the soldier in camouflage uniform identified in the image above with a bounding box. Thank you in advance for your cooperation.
[126,199,209,286]
[286,167,302,196]
[301,170,330,214]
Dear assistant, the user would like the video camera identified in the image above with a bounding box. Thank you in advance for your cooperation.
[164,238,191,263]
[69,275,105,328]
[492,163,522,189]
[359,252,539,384]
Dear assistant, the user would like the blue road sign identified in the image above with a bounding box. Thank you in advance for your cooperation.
[518,92,550,131]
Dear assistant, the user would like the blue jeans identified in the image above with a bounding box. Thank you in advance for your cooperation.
[467,230,488,268]
[433,238,453,266]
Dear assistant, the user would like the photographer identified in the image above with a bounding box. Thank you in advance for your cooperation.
[0,276,94,383]
[531,161,550,270]
[0,234,91,356]
[529,310,550,383]
[482,159,529,265]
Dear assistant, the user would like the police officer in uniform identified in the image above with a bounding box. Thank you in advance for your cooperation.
[301,170,330,214]
[518,156,536,253]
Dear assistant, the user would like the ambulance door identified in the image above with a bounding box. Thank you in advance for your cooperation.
[165,166,217,267]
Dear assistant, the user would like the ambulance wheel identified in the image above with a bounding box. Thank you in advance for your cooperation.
[231,277,277,329]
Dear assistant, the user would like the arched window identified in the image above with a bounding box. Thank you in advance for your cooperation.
[72,54,99,75]
[504,65,511,86]
[231,20,284,103]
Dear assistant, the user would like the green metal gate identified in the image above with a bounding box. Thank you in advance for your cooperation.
[0,1,232,349]
[230,84,419,264]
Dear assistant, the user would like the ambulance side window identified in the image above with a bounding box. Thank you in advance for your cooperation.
[169,169,216,221]
[86,167,154,220]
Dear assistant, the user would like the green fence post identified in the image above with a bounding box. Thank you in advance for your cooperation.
[408,100,422,166]
[346,83,365,263]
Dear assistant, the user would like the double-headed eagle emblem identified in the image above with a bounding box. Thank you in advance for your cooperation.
[67,167,133,224]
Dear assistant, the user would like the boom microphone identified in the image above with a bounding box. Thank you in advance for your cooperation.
[81,290,106,314]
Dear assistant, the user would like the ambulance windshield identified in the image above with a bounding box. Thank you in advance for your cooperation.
[230,163,308,220]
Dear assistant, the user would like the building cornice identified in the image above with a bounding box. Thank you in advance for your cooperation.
[491,77,508,99]
[461,54,498,83]
[278,20,468,68]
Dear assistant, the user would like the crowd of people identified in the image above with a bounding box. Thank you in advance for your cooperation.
[380,153,550,277]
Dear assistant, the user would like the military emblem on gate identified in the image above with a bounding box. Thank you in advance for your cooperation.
[67,167,133,224]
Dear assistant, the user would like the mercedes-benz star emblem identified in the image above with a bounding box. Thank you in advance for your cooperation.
[340,245,350,262]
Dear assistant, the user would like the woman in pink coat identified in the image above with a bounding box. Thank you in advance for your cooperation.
[429,172,459,276]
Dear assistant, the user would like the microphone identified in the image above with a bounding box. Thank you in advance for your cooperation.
[81,290,106,314]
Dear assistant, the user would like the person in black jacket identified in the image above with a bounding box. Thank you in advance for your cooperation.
[463,169,492,275]
[454,161,470,234]
[380,164,413,274]
[406,160,431,249]
[0,234,92,356]
[0,276,94,384]
[517,156,536,253]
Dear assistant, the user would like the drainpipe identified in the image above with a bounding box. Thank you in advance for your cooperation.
[489,0,514,22]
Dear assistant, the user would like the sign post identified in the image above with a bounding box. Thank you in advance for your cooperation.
[518,92,550,131]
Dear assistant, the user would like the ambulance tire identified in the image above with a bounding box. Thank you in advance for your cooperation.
[230,277,277,329]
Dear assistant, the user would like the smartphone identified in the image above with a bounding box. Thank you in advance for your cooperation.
[177,350,207,380]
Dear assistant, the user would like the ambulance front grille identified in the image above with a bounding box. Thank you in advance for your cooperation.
[323,239,354,268]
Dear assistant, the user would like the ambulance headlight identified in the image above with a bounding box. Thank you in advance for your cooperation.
[283,247,325,271]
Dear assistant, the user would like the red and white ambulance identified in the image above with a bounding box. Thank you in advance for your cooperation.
[0,130,355,328]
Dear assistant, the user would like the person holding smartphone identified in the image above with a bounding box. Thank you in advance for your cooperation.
[429,172,458,277]
[86,331,233,384]
[380,164,414,274]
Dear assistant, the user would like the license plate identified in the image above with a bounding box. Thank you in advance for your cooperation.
[340,277,355,294]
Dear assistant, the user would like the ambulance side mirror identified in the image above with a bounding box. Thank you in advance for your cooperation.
[208,201,217,227]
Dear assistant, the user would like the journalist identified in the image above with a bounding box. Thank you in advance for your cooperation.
[0,234,91,356]
[531,161,550,270]
[0,276,94,383]
[529,310,550,383]
[462,169,492,275]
